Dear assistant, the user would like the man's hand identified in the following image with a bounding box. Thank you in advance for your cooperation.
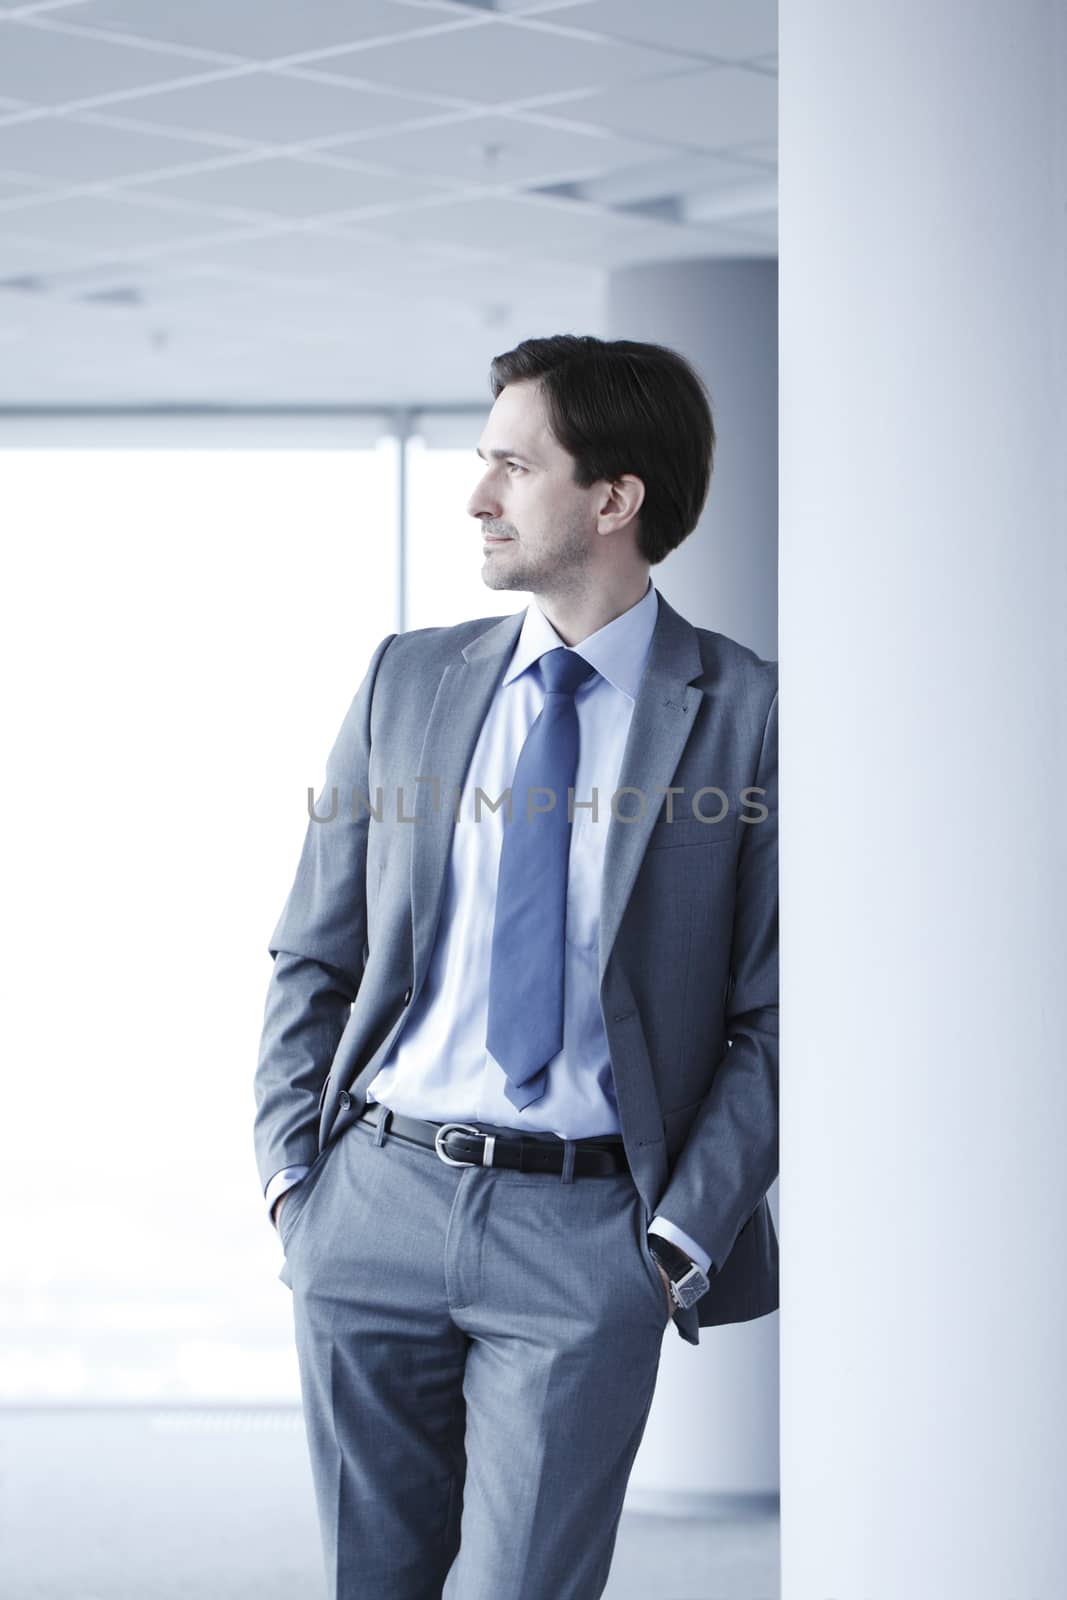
[271,1192,289,1231]
[655,1262,674,1321]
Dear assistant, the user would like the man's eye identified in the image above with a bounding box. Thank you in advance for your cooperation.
[506,461,525,474]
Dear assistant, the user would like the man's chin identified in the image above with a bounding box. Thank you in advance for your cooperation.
[481,558,530,592]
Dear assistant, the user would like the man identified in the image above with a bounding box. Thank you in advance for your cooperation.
[253,334,778,1600]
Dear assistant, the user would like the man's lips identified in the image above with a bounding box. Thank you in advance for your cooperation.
[483,534,513,543]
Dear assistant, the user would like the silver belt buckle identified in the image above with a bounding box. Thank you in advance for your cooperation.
[433,1122,496,1168]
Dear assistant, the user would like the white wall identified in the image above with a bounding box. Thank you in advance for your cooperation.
[780,2,1067,1595]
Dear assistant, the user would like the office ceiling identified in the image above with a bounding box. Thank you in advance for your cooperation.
[0,0,777,405]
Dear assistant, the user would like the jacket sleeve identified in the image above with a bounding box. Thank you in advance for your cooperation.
[252,632,396,1195]
[653,679,779,1271]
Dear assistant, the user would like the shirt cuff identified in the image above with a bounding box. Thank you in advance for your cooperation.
[648,1215,713,1276]
[264,1165,310,1225]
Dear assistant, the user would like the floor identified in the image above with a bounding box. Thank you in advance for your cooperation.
[0,1407,780,1599]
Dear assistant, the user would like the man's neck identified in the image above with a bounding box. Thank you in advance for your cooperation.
[535,573,652,647]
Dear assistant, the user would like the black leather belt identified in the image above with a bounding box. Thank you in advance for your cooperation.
[356,1103,630,1178]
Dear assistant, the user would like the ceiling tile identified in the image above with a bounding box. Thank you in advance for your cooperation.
[0,18,206,105]
[392,0,597,17]
[490,0,597,12]
[395,0,596,14]
[0,184,49,225]
[570,65,777,150]
[0,113,230,182]
[167,214,609,306]
[0,234,99,279]
[166,225,496,287]
[1,191,253,252]
[353,191,653,261]
[129,155,449,220]
[0,172,50,201]
[330,110,669,186]
[318,17,692,104]
[570,147,771,206]
[380,263,599,323]
[105,69,454,143]
[572,0,777,62]
[345,240,591,298]
[71,0,465,62]
[102,265,334,330]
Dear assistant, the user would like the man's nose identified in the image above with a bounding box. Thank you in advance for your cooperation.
[467,475,501,521]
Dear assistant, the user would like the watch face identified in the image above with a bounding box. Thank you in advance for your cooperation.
[673,1265,709,1309]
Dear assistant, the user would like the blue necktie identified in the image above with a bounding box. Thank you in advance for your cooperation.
[486,647,598,1109]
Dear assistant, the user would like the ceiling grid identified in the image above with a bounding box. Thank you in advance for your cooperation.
[0,0,777,403]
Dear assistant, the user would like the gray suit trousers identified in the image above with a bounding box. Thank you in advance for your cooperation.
[278,1112,672,1599]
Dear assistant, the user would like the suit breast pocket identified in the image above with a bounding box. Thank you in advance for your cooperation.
[645,816,736,851]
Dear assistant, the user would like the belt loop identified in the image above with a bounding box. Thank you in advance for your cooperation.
[373,1107,393,1147]
[560,1139,577,1185]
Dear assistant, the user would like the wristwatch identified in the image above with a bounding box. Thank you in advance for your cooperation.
[646,1234,710,1311]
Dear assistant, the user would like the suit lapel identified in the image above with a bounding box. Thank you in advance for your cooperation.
[598,594,706,983]
[409,610,525,996]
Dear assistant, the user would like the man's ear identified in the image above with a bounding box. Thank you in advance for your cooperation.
[596,473,645,535]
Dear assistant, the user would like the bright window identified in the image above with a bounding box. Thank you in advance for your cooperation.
[0,423,396,1401]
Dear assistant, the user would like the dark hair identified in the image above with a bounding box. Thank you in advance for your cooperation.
[488,333,714,566]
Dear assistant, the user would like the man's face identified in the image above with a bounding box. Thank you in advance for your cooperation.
[467,380,603,597]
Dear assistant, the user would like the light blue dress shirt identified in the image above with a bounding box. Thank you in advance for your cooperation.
[266,579,712,1276]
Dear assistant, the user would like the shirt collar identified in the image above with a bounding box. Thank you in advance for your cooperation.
[501,578,659,702]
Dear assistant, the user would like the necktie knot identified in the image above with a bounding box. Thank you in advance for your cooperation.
[539,647,597,698]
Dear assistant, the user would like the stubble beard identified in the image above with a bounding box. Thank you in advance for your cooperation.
[480,512,592,600]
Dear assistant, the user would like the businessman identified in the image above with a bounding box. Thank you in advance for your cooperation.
[253,333,778,1599]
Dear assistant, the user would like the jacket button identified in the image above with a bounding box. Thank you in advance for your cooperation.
[338,1090,351,1110]
[403,986,412,1005]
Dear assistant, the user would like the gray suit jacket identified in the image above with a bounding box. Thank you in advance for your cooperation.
[253,589,778,1345]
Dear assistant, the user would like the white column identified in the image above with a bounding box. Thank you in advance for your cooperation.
[608,258,778,661]
[780,3,1067,1596]
[607,258,781,1508]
